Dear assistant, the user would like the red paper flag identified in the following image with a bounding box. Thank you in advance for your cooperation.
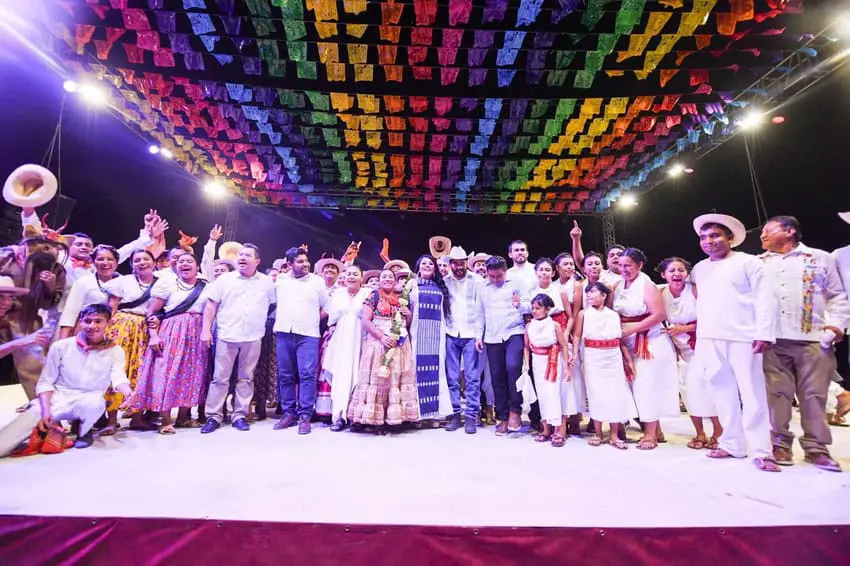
[413,0,437,25]
[75,24,95,54]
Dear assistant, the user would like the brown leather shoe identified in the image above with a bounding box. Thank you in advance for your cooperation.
[805,454,842,472]
[274,414,298,430]
[772,446,794,466]
[507,411,522,432]
[495,421,508,436]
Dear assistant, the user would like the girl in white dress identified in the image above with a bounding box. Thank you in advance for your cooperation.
[524,294,572,447]
[571,282,636,449]
[658,257,722,449]
[613,248,679,450]
[323,265,371,431]
[553,252,587,433]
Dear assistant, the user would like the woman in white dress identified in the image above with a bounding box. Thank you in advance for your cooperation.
[323,265,371,431]
[571,282,636,449]
[613,248,679,450]
[553,252,586,433]
[524,294,571,447]
[658,257,721,449]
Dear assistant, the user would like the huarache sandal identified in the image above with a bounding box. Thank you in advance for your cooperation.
[637,437,658,450]
[550,435,566,448]
[687,435,708,450]
[587,435,604,447]
[706,437,719,449]
[98,425,119,437]
[158,424,176,435]
[534,433,551,443]
[754,457,781,472]
[610,438,628,450]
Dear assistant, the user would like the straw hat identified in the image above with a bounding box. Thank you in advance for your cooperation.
[428,235,452,258]
[0,275,28,295]
[315,257,344,274]
[384,259,411,272]
[467,251,491,270]
[217,241,242,261]
[692,213,747,248]
[363,269,380,282]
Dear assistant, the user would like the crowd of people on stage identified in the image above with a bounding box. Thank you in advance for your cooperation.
[0,203,849,475]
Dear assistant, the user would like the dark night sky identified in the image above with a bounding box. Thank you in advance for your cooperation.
[1,38,849,276]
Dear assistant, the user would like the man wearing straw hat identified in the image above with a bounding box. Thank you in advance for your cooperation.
[0,274,53,360]
[689,213,780,472]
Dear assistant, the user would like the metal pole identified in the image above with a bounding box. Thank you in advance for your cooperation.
[601,211,616,251]
[223,202,240,241]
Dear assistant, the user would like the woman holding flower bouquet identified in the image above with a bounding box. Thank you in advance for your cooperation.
[347,269,419,433]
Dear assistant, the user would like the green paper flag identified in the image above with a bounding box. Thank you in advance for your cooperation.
[253,18,277,37]
[277,0,303,18]
[296,61,317,79]
[615,0,646,35]
[288,41,307,61]
[305,91,330,111]
[284,21,307,41]
[245,0,271,17]
[555,51,576,69]
[597,34,618,56]
[555,99,576,119]
[267,60,286,77]
[530,100,551,119]
[522,119,539,134]
[574,70,595,89]
[257,39,279,60]
[547,70,569,87]
[544,119,563,136]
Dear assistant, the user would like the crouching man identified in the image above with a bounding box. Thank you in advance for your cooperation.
[0,303,135,456]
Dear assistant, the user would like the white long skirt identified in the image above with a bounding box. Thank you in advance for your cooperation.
[532,352,578,426]
[583,347,638,423]
[626,331,680,421]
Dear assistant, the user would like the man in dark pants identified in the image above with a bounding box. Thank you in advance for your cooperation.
[476,256,530,435]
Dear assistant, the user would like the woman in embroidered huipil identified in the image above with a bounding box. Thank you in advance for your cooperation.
[347,269,418,432]
[407,254,452,424]
[134,252,208,434]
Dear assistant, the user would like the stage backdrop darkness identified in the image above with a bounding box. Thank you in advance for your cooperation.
[0,45,849,272]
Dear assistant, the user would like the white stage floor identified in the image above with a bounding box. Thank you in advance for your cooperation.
[1,385,848,528]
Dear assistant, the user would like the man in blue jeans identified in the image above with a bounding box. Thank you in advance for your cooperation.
[273,247,328,435]
[443,246,484,434]
[476,256,530,435]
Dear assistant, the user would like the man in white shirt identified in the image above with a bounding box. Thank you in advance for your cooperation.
[0,304,135,456]
[443,246,484,434]
[506,240,536,289]
[690,212,781,472]
[200,244,276,433]
[477,256,531,435]
[273,247,328,435]
[759,216,849,472]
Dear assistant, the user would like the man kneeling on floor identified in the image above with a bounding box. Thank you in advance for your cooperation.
[0,304,135,456]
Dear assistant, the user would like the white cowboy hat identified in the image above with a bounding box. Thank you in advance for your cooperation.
[0,275,29,295]
[3,164,58,208]
[446,246,469,261]
[217,241,242,261]
[692,213,747,248]
[315,257,344,274]
[428,235,452,258]
[467,251,491,270]
[384,259,411,272]
[838,212,850,225]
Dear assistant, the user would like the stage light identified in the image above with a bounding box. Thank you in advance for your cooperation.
[737,110,764,130]
[618,194,638,209]
[78,82,107,106]
[62,80,78,93]
[771,116,786,124]
[684,167,694,174]
[203,180,227,199]
[148,145,160,155]
[160,148,173,159]
[667,163,685,177]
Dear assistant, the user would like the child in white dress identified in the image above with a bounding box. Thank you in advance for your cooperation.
[523,294,572,447]
[571,282,637,450]
[658,257,722,449]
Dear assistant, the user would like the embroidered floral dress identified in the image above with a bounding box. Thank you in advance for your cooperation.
[347,289,419,426]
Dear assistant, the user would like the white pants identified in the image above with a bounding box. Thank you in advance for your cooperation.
[696,338,772,459]
[0,390,105,457]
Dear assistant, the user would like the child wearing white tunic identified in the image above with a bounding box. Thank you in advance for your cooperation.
[524,294,572,447]
[658,258,722,449]
[572,282,636,449]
